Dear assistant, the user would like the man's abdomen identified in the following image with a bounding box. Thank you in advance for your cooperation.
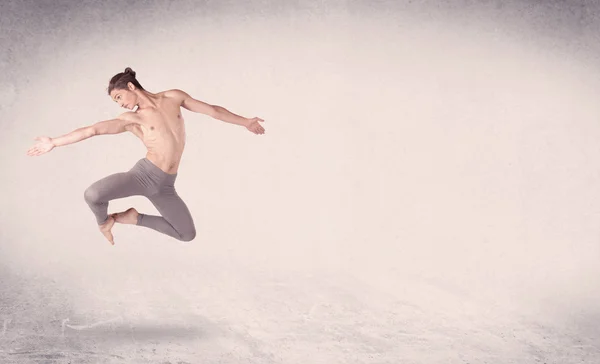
[143,137,184,175]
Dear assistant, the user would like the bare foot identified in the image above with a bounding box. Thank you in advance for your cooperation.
[113,207,139,225]
[99,215,116,245]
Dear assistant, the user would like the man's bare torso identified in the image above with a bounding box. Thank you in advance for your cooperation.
[125,90,186,174]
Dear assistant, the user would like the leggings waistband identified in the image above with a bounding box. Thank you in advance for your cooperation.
[134,158,178,182]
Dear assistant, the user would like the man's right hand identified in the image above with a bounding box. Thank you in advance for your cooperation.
[27,136,55,156]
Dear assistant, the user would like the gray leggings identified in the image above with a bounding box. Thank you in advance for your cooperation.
[83,158,196,242]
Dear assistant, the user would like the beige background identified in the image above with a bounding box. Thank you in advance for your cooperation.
[1,0,600,362]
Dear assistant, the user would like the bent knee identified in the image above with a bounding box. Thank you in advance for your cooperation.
[179,229,197,242]
[83,186,101,204]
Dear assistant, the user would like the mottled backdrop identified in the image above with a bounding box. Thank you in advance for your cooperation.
[1,0,600,363]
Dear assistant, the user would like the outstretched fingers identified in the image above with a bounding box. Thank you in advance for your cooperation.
[250,118,265,134]
[27,146,44,156]
[27,138,43,156]
[27,147,39,156]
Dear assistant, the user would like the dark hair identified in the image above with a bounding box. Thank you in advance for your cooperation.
[107,67,144,95]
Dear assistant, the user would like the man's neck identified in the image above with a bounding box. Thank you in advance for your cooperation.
[135,90,156,110]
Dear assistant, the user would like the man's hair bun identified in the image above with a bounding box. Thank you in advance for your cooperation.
[124,67,136,77]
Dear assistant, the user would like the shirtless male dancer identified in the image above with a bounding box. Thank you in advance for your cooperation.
[26,67,265,245]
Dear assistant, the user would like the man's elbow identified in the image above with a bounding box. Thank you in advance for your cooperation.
[209,105,221,119]
[83,125,98,137]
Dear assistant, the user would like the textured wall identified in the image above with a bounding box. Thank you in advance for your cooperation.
[2,1,600,363]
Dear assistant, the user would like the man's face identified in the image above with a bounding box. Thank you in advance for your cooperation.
[110,87,136,110]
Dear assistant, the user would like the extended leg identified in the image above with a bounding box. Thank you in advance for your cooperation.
[136,188,196,242]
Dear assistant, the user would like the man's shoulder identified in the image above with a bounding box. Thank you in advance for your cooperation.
[117,111,141,122]
[161,89,189,100]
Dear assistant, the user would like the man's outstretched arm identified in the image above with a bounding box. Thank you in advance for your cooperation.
[27,113,137,156]
[52,113,137,146]
[169,89,265,134]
